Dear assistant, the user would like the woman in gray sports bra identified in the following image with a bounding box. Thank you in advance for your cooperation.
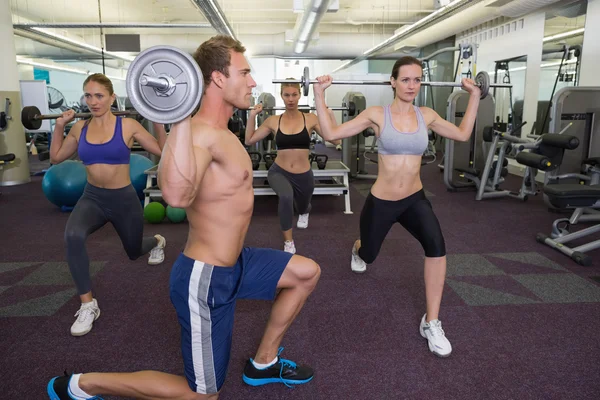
[245,80,339,254]
[313,56,481,359]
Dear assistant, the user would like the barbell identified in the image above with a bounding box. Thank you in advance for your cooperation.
[273,66,511,99]
[250,104,355,115]
[251,105,349,111]
[22,45,509,129]
[21,105,140,130]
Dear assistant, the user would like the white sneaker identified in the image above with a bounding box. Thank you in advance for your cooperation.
[419,314,452,358]
[297,213,309,229]
[284,240,296,254]
[148,234,166,265]
[70,299,101,336]
[351,245,367,273]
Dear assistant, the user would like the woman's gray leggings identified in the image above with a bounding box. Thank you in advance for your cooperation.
[65,183,158,295]
[267,162,315,231]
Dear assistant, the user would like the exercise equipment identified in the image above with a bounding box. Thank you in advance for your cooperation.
[538,45,582,138]
[453,122,531,200]
[340,92,369,178]
[532,87,600,265]
[0,153,16,197]
[263,153,277,169]
[0,153,15,164]
[251,104,355,115]
[248,151,261,170]
[248,92,355,157]
[166,205,186,223]
[42,160,87,208]
[125,45,203,125]
[544,87,600,207]
[21,105,138,131]
[1,98,12,132]
[129,154,155,200]
[314,154,328,170]
[252,93,276,155]
[443,90,495,191]
[512,130,578,197]
[547,157,600,239]
[273,66,510,99]
[537,183,600,266]
[144,202,166,223]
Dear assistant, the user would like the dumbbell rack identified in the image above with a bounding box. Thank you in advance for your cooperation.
[142,161,353,214]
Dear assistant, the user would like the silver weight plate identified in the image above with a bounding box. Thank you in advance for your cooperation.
[302,66,310,97]
[126,45,203,124]
[475,71,490,99]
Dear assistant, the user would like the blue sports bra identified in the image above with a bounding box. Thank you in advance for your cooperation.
[78,117,130,165]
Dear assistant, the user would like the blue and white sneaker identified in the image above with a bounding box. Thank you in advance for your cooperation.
[242,347,314,387]
[47,372,103,399]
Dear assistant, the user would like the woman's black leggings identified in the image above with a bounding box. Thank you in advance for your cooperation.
[357,189,446,263]
[65,183,158,295]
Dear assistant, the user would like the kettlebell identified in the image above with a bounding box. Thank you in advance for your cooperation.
[248,151,262,171]
[263,152,278,169]
[314,154,328,170]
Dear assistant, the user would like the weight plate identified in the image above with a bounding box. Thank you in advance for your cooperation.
[302,66,310,97]
[348,102,356,117]
[79,95,90,112]
[126,45,203,124]
[476,71,490,99]
[21,105,41,130]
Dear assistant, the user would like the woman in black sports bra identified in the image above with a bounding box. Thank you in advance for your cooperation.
[245,79,339,254]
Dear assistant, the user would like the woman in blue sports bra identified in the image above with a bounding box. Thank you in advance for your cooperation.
[313,57,480,359]
[245,79,339,254]
[49,73,167,337]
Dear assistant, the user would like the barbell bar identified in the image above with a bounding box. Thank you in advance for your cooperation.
[48,45,509,127]
[21,105,139,130]
[139,76,171,92]
[273,66,511,99]
[250,106,350,111]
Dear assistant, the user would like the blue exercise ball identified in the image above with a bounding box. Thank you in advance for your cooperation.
[129,154,155,200]
[42,160,88,208]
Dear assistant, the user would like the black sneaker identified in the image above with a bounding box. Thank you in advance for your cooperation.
[242,347,314,387]
[47,372,103,400]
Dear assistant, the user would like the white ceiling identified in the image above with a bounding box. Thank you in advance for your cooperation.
[9,0,589,69]
[11,0,434,36]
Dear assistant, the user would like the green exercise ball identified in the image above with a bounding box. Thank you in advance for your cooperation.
[144,202,166,223]
[166,206,186,223]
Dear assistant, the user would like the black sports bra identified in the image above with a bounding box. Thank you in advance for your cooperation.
[275,113,311,150]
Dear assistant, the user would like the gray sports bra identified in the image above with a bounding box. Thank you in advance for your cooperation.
[377,105,429,156]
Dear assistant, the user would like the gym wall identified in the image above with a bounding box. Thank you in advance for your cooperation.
[18,61,127,110]
[579,0,600,86]
[455,11,545,136]
[49,69,127,108]
[248,57,277,102]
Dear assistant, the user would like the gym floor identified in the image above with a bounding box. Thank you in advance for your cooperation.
[1,147,600,399]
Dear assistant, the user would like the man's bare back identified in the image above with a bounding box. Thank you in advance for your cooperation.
[183,118,255,266]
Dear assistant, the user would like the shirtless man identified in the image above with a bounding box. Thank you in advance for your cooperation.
[47,35,321,400]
